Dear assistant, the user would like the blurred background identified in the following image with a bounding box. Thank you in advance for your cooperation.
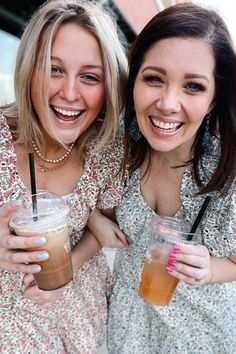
[0,0,236,106]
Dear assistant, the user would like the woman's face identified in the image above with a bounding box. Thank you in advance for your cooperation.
[133,37,215,159]
[31,23,105,144]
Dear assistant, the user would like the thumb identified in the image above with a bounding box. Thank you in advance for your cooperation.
[0,200,22,220]
[23,273,36,288]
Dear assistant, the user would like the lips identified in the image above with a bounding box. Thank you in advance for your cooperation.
[150,117,183,132]
[52,105,84,121]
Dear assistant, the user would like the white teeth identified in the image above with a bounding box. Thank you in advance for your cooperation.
[54,106,81,116]
[152,118,181,130]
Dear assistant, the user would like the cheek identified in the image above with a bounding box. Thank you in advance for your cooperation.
[88,86,105,112]
[133,84,142,110]
[48,79,60,99]
[134,84,156,113]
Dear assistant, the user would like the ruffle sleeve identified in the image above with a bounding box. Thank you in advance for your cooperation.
[0,113,24,205]
[66,131,126,245]
[202,182,236,257]
[91,133,126,210]
[179,131,236,257]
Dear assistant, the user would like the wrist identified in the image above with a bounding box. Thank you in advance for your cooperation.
[205,258,214,284]
[71,251,83,272]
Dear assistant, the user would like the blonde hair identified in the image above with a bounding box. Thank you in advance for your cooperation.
[3,0,127,154]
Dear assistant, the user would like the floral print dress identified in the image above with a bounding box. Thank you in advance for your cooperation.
[0,113,125,354]
[107,132,236,354]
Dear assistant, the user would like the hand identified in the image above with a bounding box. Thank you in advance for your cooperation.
[88,210,130,249]
[99,220,130,248]
[0,202,48,273]
[166,243,213,286]
[23,273,64,306]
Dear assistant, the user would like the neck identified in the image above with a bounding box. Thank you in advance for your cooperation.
[151,147,192,168]
[31,139,75,171]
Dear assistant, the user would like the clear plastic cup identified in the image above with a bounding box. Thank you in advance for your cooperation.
[10,190,73,290]
[139,215,201,306]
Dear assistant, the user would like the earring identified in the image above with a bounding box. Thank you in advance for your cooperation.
[129,114,142,141]
[205,112,211,132]
[97,108,106,122]
[205,112,211,122]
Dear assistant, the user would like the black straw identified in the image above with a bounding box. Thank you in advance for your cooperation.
[28,153,38,221]
[187,196,211,240]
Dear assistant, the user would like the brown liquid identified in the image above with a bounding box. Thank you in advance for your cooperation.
[15,226,72,291]
[139,251,179,306]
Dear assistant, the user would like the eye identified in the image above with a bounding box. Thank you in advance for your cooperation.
[144,75,163,86]
[51,65,62,75]
[81,74,100,83]
[184,81,206,93]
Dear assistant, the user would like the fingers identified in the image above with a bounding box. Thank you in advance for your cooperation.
[2,234,47,250]
[3,247,49,263]
[0,261,41,273]
[24,285,64,306]
[23,273,36,287]
[0,201,22,220]
[166,244,211,286]
[167,261,208,285]
[114,228,130,247]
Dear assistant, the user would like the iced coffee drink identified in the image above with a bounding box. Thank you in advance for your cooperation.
[10,191,73,290]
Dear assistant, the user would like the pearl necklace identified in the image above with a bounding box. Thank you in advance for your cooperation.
[31,140,75,165]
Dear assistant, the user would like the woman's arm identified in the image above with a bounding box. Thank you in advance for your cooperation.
[71,228,101,271]
[87,208,129,248]
[209,254,236,283]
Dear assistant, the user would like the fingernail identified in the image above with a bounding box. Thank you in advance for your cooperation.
[173,244,180,251]
[32,265,41,273]
[12,200,22,207]
[168,252,176,259]
[37,252,49,260]
[166,266,174,273]
[167,260,176,267]
[126,239,131,246]
[35,236,46,245]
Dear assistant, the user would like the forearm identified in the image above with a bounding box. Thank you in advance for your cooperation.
[71,229,101,272]
[209,255,236,283]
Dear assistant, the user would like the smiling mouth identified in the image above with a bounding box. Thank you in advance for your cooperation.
[150,117,183,132]
[52,105,84,121]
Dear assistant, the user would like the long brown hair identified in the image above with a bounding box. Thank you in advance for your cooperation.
[123,3,236,195]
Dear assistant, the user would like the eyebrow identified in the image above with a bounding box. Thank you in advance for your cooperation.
[51,56,104,71]
[141,66,210,83]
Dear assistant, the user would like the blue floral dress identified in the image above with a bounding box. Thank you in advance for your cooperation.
[0,113,125,354]
[107,132,236,354]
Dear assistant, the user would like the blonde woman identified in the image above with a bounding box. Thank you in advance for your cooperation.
[0,0,127,352]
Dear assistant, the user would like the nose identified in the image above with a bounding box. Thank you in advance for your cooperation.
[59,77,80,102]
[155,86,181,115]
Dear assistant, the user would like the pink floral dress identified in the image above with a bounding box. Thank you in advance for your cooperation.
[0,113,125,353]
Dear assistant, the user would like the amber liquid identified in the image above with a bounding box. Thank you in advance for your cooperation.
[139,251,179,306]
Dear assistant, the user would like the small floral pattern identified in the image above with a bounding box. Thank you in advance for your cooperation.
[107,132,236,354]
[0,113,125,354]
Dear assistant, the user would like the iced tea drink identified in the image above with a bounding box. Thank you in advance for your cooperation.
[140,249,179,306]
[139,216,200,306]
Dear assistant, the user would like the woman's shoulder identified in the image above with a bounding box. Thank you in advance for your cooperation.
[86,130,125,168]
